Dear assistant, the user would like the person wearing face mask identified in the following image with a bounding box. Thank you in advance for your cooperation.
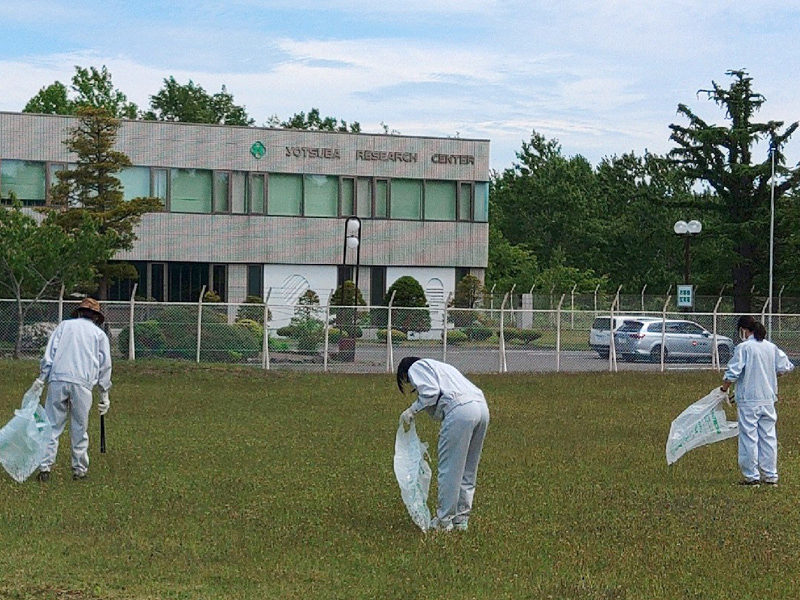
[720,316,794,486]
[397,357,490,532]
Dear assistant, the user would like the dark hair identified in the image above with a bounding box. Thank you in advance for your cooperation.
[396,356,421,393]
[77,308,103,326]
[737,315,767,341]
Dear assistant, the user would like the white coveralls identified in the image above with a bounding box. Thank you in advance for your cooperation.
[723,337,794,483]
[38,317,112,476]
[407,359,490,529]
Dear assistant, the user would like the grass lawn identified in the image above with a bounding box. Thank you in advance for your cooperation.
[1,361,799,599]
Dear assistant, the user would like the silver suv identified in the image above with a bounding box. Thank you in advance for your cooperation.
[613,318,734,363]
[589,315,660,358]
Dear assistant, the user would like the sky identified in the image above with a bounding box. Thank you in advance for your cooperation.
[1,0,799,173]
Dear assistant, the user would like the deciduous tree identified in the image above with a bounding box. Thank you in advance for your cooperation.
[144,77,253,125]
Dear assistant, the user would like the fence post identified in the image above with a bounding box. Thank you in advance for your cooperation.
[556,293,565,373]
[608,294,619,373]
[712,295,723,370]
[129,284,138,361]
[778,284,786,336]
[570,284,577,329]
[262,288,271,370]
[660,295,671,372]
[593,283,600,316]
[760,297,770,323]
[442,292,452,362]
[196,285,206,364]
[641,284,647,313]
[386,290,396,373]
[58,284,65,323]
[499,292,509,373]
[323,290,333,372]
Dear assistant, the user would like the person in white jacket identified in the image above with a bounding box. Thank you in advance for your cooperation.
[33,298,112,482]
[398,357,490,532]
[720,315,794,486]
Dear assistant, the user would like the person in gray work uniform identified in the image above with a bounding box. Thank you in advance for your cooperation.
[398,356,490,532]
[33,297,112,482]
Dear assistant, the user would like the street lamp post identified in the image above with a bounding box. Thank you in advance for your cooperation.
[768,143,776,339]
[674,220,702,310]
[341,216,362,362]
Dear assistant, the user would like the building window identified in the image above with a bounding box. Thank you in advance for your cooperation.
[303,174,338,217]
[211,264,228,301]
[152,169,168,204]
[231,171,247,214]
[119,166,151,201]
[249,173,265,214]
[1,160,46,204]
[247,265,263,299]
[424,180,457,221]
[268,173,302,216]
[337,266,354,290]
[150,263,166,301]
[107,261,147,301]
[170,168,212,213]
[47,162,67,203]
[168,262,210,302]
[370,266,386,305]
[458,182,473,221]
[340,177,355,216]
[473,182,489,222]
[356,177,372,218]
[213,171,230,213]
[390,179,422,220]
[374,179,389,218]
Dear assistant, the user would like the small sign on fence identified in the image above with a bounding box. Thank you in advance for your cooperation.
[676,285,694,308]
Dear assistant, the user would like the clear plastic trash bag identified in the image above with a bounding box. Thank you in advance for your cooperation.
[0,383,52,482]
[394,419,432,532]
[666,388,738,465]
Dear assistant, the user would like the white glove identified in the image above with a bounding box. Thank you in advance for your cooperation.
[31,377,46,393]
[98,392,110,416]
[401,407,415,425]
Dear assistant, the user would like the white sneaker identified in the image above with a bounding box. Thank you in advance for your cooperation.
[453,521,468,532]
[430,517,453,532]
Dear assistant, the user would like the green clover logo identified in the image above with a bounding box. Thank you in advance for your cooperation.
[250,141,266,159]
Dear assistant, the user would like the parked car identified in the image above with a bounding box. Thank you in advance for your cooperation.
[589,315,660,358]
[613,318,734,363]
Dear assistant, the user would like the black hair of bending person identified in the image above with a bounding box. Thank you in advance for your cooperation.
[397,356,422,393]
[77,308,103,327]
[737,315,767,341]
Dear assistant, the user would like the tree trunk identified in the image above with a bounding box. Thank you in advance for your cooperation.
[13,298,23,360]
[732,240,755,314]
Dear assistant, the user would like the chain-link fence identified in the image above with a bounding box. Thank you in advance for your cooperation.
[2,297,799,374]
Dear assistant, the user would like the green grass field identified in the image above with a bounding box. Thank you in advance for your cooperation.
[1,361,799,599]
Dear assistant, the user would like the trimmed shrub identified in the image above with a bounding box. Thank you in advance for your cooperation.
[464,325,494,341]
[117,321,167,358]
[200,322,261,362]
[504,328,542,345]
[236,295,271,325]
[446,329,468,345]
[377,329,406,343]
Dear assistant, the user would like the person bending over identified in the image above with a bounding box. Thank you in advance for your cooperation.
[398,357,490,532]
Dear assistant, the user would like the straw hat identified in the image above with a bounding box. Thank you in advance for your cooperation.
[71,297,105,324]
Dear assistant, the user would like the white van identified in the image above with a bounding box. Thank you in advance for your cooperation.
[589,315,660,358]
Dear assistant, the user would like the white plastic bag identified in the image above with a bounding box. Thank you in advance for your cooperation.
[0,383,52,482]
[666,388,738,465]
[394,419,432,532]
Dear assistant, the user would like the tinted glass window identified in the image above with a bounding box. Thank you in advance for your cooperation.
[592,318,610,331]
[618,321,645,333]
[680,322,705,335]
[646,322,664,333]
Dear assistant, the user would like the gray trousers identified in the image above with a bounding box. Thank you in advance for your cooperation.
[39,381,93,475]
[437,400,490,526]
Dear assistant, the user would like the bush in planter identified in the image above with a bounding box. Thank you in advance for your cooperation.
[379,276,431,333]
[377,329,406,343]
[330,280,365,338]
[117,321,167,358]
[200,321,262,362]
[446,329,468,345]
[236,295,271,325]
[464,324,494,341]
[504,328,541,345]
